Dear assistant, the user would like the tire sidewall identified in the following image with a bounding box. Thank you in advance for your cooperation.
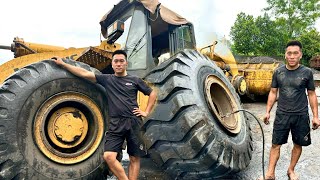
[2,60,108,179]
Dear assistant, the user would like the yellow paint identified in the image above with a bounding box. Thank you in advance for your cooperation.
[204,74,241,134]
[199,39,239,76]
[11,37,67,57]
[138,91,149,113]
[48,107,88,149]
[0,49,85,83]
[199,39,281,97]
[34,92,104,164]
[0,37,120,83]
[138,84,158,119]
[237,63,280,95]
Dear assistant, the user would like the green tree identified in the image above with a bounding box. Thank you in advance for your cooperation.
[255,13,288,56]
[230,13,289,56]
[230,12,259,55]
[265,0,320,38]
[298,29,320,65]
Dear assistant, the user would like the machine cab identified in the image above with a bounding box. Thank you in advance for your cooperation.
[100,0,196,78]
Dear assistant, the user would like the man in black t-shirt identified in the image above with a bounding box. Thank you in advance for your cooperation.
[54,50,157,180]
[259,41,320,180]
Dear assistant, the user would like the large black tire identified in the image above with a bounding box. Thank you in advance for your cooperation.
[142,50,253,179]
[0,59,108,179]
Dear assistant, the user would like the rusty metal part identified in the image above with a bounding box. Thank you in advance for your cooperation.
[309,55,320,70]
[12,37,66,57]
[15,42,37,54]
[34,92,104,164]
[77,46,115,71]
[204,75,241,134]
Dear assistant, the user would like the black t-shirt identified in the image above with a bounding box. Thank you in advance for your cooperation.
[95,74,152,118]
[271,65,315,114]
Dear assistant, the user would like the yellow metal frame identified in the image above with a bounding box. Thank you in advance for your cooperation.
[0,38,120,83]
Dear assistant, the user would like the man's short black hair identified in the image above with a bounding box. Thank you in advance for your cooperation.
[286,40,303,50]
[112,49,127,60]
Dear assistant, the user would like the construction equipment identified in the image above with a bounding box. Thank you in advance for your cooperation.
[0,0,280,179]
[0,38,281,100]
[200,38,282,100]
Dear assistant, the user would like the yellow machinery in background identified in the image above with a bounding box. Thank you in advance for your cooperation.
[200,38,282,99]
[0,0,280,179]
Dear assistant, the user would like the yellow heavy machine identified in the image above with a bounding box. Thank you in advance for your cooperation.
[200,40,282,99]
[0,38,281,100]
[0,0,280,179]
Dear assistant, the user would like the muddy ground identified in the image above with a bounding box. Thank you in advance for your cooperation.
[223,102,320,180]
[114,102,320,180]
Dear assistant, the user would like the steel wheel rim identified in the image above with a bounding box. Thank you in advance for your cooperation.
[34,92,104,164]
[204,75,241,134]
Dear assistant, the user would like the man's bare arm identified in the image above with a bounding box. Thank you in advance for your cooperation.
[133,90,157,118]
[144,90,157,116]
[53,57,97,83]
[266,88,278,113]
[307,90,320,129]
[264,87,278,124]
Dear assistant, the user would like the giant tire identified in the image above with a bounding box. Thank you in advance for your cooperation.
[0,59,108,179]
[142,50,253,179]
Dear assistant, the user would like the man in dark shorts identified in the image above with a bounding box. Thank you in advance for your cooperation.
[259,40,320,180]
[54,50,157,180]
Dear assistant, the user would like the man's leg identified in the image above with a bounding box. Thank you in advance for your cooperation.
[265,144,282,178]
[128,155,140,180]
[287,114,310,179]
[287,143,302,179]
[260,113,290,179]
[126,117,144,180]
[104,151,128,180]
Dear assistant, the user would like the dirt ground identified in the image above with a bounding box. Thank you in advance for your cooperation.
[114,101,320,180]
[223,102,320,180]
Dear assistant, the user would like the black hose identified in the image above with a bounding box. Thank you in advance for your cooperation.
[223,109,266,180]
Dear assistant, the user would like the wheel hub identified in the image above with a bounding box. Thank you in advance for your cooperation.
[34,92,104,164]
[232,75,247,95]
[204,75,241,134]
[48,107,88,148]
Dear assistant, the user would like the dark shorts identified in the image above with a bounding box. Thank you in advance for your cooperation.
[104,117,146,157]
[272,113,311,146]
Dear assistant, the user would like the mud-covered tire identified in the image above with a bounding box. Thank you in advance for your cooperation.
[0,59,108,179]
[142,50,253,179]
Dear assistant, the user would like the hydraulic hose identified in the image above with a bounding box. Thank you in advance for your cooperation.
[222,109,266,180]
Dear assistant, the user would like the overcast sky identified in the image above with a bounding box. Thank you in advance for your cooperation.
[0,0,319,65]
